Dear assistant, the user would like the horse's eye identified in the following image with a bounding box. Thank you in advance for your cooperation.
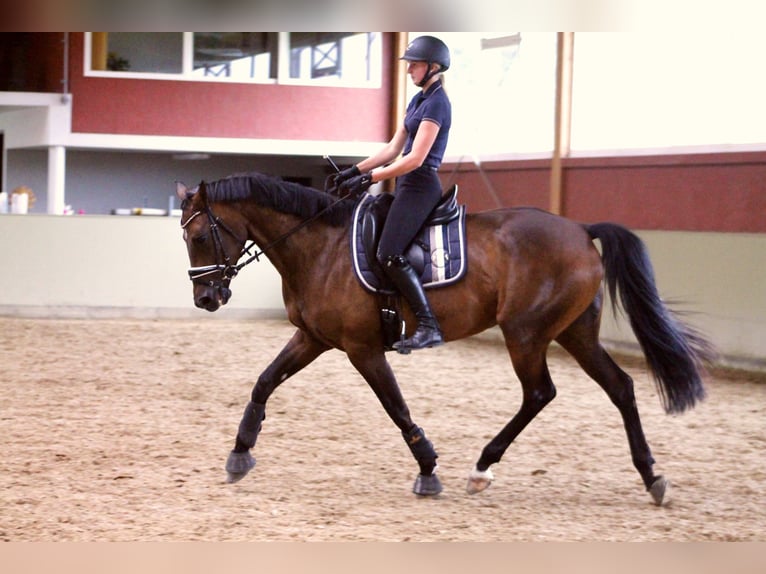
[192,233,208,245]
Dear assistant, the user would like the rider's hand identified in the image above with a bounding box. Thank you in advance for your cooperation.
[332,165,360,188]
[339,172,373,198]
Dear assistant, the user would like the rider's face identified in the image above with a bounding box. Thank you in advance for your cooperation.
[407,61,430,86]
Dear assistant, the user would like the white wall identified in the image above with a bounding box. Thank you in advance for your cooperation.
[0,214,763,370]
[599,230,766,371]
[0,214,284,319]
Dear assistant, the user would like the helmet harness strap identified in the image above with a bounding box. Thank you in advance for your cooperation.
[417,62,442,88]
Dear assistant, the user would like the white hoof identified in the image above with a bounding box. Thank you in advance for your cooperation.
[466,466,494,494]
[649,476,671,506]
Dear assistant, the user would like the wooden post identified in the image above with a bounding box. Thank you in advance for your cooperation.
[392,33,409,139]
[383,33,410,192]
[550,32,574,215]
[91,32,108,71]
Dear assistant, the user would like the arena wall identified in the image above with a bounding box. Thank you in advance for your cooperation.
[0,214,763,370]
[0,214,284,319]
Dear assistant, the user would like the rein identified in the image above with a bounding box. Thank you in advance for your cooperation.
[234,188,352,270]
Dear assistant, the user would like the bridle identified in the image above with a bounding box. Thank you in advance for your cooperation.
[180,202,250,304]
[180,183,352,303]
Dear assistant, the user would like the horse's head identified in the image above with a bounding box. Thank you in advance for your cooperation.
[176,180,247,312]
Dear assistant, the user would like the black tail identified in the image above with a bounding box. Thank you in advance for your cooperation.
[587,222,716,414]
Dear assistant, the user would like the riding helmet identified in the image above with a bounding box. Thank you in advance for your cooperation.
[400,35,451,72]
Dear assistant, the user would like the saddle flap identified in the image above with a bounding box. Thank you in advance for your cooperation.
[361,193,394,280]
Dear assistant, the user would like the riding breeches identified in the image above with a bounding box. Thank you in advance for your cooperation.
[376,166,443,263]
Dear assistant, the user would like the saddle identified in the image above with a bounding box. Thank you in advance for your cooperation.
[351,185,467,294]
[350,185,468,351]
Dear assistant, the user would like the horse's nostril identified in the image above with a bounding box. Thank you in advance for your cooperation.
[196,295,212,308]
[195,291,221,312]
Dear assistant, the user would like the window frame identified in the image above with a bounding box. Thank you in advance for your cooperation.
[83,32,382,89]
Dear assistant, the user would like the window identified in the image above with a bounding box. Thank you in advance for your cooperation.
[571,33,766,151]
[288,33,381,83]
[192,33,278,81]
[92,32,183,73]
[86,32,382,87]
[412,33,557,158]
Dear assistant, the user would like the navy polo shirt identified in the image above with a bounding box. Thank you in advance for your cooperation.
[402,79,452,169]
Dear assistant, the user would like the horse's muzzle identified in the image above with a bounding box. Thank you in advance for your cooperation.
[194,285,231,312]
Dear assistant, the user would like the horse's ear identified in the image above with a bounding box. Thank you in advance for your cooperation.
[176,181,190,201]
[197,181,208,204]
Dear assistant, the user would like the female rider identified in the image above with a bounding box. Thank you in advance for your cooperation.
[336,35,452,352]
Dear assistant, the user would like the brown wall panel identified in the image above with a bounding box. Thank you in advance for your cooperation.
[442,152,766,233]
[440,159,551,214]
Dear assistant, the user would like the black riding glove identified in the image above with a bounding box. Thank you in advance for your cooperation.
[333,165,360,188]
[339,172,373,197]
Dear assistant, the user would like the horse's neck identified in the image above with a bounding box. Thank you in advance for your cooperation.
[243,205,338,275]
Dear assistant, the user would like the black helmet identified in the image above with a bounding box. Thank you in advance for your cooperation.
[400,35,450,72]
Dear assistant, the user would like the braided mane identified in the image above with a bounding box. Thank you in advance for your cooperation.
[206,172,355,227]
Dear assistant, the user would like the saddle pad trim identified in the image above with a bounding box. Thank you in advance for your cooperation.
[351,194,379,293]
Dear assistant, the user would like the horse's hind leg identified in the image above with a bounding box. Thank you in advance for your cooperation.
[555,299,669,505]
[226,328,330,483]
[468,340,557,495]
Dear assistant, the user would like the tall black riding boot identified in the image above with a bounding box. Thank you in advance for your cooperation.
[383,255,444,351]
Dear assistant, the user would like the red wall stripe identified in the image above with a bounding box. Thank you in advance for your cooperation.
[68,33,394,142]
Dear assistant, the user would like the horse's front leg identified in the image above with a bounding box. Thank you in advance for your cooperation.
[346,346,442,496]
[226,328,329,483]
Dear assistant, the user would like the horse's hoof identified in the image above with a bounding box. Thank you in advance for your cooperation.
[466,466,494,494]
[225,450,255,484]
[413,473,443,496]
[649,475,671,506]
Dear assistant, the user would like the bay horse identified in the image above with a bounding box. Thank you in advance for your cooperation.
[176,172,714,506]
